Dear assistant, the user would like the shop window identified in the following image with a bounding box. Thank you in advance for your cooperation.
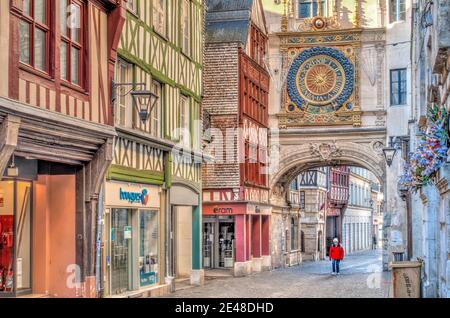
[139,210,159,288]
[108,207,160,296]
[0,180,32,295]
[19,0,51,72]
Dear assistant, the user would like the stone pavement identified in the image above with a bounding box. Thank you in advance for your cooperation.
[164,249,392,298]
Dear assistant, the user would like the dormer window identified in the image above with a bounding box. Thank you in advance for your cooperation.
[298,0,327,19]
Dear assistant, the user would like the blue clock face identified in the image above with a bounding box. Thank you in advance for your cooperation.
[287,47,355,112]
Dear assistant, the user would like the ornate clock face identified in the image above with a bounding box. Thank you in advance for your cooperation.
[287,47,354,112]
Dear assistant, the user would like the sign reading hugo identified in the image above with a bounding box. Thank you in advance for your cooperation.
[105,181,160,209]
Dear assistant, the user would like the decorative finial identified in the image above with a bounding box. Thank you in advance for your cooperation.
[353,0,361,27]
[281,0,288,32]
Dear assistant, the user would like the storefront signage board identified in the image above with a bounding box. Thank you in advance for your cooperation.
[105,181,160,209]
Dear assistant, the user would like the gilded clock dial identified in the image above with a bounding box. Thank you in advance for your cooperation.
[287,47,354,112]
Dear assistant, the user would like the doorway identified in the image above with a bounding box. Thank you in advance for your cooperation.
[202,217,235,269]
[0,180,32,297]
[172,206,193,279]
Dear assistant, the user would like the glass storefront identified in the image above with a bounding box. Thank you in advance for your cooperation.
[139,210,159,287]
[106,208,160,296]
[202,217,235,269]
[0,180,32,296]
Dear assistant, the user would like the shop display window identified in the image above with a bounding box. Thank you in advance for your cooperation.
[107,207,160,296]
[139,210,159,287]
[0,180,32,296]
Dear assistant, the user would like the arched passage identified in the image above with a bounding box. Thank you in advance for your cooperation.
[269,141,389,268]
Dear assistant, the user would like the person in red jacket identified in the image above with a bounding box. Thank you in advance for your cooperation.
[329,238,344,276]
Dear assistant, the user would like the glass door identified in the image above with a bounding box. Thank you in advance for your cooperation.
[110,209,132,295]
[15,182,31,294]
[202,222,214,269]
[218,222,234,268]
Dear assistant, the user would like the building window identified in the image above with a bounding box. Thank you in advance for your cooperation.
[152,0,166,37]
[390,69,407,105]
[181,0,190,56]
[180,95,191,147]
[19,0,50,72]
[291,218,298,251]
[298,0,326,19]
[150,80,162,138]
[127,0,138,14]
[301,231,305,253]
[60,0,84,86]
[300,191,305,210]
[114,59,132,126]
[390,0,406,23]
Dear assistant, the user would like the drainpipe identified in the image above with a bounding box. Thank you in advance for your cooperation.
[95,185,105,297]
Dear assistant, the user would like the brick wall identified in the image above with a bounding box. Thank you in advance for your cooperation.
[202,114,241,188]
[203,42,240,115]
[202,42,241,188]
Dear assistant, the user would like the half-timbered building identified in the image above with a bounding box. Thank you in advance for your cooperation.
[0,0,125,297]
[202,0,271,276]
[103,0,205,297]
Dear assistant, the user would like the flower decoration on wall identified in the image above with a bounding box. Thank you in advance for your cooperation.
[400,105,449,192]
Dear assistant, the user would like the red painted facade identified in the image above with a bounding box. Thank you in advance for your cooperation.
[203,15,271,273]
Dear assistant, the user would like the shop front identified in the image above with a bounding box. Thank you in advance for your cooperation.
[0,156,83,298]
[202,203,271,277]
[104,181,166,297]
[0,161,33,296]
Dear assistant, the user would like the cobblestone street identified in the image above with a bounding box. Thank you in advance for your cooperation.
[166,250,392,298]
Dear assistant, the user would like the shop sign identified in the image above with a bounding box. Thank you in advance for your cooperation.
[203,204,246,215]
[105,181,160,208]
[213,207,233,214]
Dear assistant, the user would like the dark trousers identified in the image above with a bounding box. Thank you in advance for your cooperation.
[332,260,341,273]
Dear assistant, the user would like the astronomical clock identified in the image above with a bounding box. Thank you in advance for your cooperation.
[278,17,362,128]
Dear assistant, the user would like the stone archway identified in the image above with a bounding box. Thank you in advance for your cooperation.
[269,138,390,269]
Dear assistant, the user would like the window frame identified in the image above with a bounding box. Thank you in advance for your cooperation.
[389,0,406,23]
[114,58,133,127]
[179,94,191,147]
[152,0,167,38]
[19,0,51,74]
[150,80,163,138]
[180,0,191,56]
[298,0,327,19]
[390,68,407,106]
[60,0,86,88]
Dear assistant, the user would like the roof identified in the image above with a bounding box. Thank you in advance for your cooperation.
[205,0,254,45]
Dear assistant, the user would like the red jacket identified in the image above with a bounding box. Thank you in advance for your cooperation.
[329,244,344,260]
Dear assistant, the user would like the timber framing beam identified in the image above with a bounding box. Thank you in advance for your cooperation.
[0,115,21,178]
